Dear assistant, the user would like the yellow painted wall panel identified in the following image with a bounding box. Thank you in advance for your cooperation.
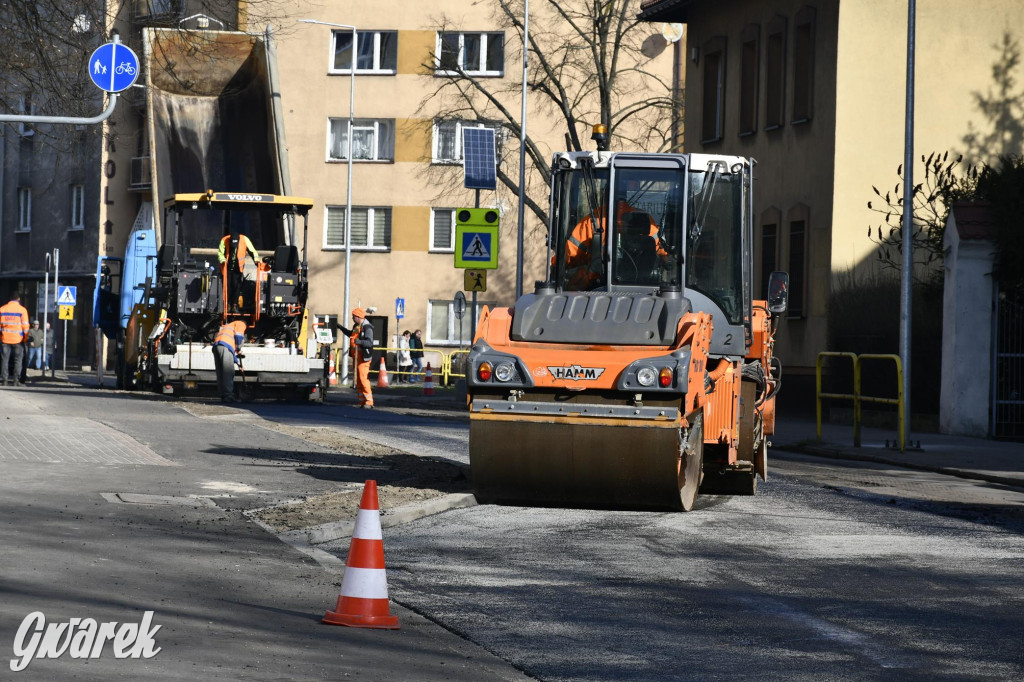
[399,30,435,76]
[396,118,431,163]
[391,205,430,251]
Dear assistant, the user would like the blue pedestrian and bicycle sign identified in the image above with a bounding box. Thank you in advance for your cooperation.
[88,41,140,93]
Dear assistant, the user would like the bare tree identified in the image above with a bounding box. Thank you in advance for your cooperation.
[419,0,677,228]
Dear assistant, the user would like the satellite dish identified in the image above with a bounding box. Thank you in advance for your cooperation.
[661,23,684,44]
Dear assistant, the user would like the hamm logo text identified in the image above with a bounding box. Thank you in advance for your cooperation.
[547,365,606,380]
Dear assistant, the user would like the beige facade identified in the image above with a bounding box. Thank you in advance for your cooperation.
[275,2,679,349]
[641,0,1024,370]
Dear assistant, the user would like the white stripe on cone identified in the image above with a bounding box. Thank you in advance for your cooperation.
[339,566,390,599]
[353,508,383,540]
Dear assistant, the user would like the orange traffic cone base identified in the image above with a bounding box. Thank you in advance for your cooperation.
[324,597,399,629]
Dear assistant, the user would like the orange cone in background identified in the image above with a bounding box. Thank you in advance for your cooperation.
[323,480,400,629]
[328,352,338,387]
[422,362,435,396]
[377,357,390,388]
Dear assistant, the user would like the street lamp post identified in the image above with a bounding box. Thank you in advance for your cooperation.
[300,18,356,383]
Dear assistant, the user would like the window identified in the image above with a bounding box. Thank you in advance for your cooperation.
[432,120,502,164]
[70,184,85,230]
[17,188,31,231]
[330,30,397,74]
[760,223,778,300]
[328,118,394,161]
[700,37,726,144]
[18,95,34,137]
[792,6,816,123]
[431,208,456,252]
[787,206,808,318]
[436,32,504,76]
[324,206,392,250]
[739,25,759,136]
[428,299,494,345]
[765,16,787,130]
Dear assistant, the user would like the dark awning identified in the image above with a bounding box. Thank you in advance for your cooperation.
[637,0,696,23]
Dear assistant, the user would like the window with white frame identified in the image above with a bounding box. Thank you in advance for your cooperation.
[432,120,502,164]
[331,30,397,74]
[70,184,85,230]
[324,206,392,250]
[436,31,504,76]
[430,208,456,252]
[427,299,495,345]
[17,188,31,231]
[328,118,394,161]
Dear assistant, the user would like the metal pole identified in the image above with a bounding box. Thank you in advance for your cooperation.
[299,19,356,384]
[899,0,916,451]
[515,0,530,299]
[52,248,59,378]
[43,254,49,376]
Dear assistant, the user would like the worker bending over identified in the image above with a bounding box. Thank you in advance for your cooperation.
[212,319,247,403]
[338,308,375,409]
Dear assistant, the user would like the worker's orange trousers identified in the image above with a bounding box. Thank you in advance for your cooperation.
[355,360,374,407]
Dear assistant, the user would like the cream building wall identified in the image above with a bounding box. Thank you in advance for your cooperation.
[832,0,1024,271]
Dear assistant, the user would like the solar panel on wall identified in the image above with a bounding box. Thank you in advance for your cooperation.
[462,127,497,190]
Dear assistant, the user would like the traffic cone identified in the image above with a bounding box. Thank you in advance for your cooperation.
[422,362,434,396]
[323,480,400,629]
[377,357,390,388]
[328,352,338,387]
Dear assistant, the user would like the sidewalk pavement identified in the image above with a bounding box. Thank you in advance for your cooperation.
[326,382,1024,491]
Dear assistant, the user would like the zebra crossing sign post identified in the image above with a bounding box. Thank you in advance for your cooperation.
[453,208,499,270]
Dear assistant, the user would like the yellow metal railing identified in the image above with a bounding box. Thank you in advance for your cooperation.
[328,345,470,386]
[816,352,905,451]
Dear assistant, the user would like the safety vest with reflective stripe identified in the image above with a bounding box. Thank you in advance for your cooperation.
[0,301,29,344]
[213,321,246,355]
[218,235,259,272]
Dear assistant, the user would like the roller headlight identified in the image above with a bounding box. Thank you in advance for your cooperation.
[636,366,657,387]
[494,362,515,382]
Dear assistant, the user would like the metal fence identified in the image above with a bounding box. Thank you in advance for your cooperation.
[992,291,1024,440]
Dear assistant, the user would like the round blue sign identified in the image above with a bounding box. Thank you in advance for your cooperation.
[88,42,140,93]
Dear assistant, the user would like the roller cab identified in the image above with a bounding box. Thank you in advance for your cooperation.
[467,147,784,511]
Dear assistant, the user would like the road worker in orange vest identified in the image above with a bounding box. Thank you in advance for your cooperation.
[218,231,260,313]
[212,319,247,403]
[338,308,375,409]
[1,291,30,386]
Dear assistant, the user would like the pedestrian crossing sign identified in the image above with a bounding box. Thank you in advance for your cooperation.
[58,285,77,306]
[454,207,499,270]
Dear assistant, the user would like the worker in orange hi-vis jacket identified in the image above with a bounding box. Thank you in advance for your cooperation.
[0,291,30,386]
[338,308,375,409]
[562,201,669,291]
[212,319,247,403]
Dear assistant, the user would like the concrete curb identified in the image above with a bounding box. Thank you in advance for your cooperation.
[278,492,478,547]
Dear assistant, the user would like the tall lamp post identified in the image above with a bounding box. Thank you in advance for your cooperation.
[299,18,357,383]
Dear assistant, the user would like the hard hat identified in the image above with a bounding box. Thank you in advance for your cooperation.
[352,307,366,318]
